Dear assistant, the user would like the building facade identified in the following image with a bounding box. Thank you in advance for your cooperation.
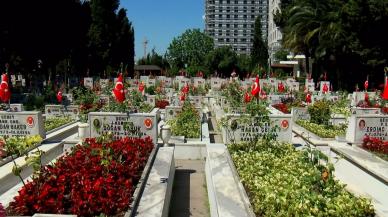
[205,0,268,55]
[268,0,282,62]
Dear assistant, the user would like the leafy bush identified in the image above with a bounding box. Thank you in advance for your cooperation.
[308,100,331,125]
[145,85,155,95]
[221,80,243,108]
[228,140,374,217]
[0,135,43,158]
[168,102,200,138]
[44,116,74,132]
[296,120,346,138]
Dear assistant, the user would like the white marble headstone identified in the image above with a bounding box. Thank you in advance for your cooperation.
[0,111,45,138]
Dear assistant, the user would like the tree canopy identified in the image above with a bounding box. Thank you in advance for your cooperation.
[0,0,135,81]
[275,0,388,90]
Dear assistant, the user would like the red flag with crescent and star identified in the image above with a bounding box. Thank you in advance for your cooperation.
[0,73,11,102]
[251,76,260,96]
[113,73,125,103]
[57,90,63,103]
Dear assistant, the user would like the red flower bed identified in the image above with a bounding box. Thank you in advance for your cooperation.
[155,99,169,109]
[272,103,290,114]
[362,136,388,154]
[8,137,154,217]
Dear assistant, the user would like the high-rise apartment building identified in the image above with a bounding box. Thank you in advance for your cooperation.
[268,0,282,62]
[205,0,268,55]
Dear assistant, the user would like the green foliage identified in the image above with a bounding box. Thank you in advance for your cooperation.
[308,100,331,125]
[24,94,45,111]
[206,46,238,76]
[168,102,200,138]
[167,29,214,70]
[145,85,155,95]
[274,49,289,61]
[330,94,351,117]
[0,135,43,157]
[229,140,375,217]
[251,16,268,68]
[137,49,170,71]
[277,0,388,90]
[45,116,74,132]
[221,80,243,108]
[297,120,347,138]
[72,87,98,106]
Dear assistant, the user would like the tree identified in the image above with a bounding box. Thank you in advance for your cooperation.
[137,49,170,71]
[276,0,387,90]
[274,49,289,61]
[88,0,120,74]
[251,16,269,70]
[111,8,135,77]
[206,46,238,77]
[167,29,214,72]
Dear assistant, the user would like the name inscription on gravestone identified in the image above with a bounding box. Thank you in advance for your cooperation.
[89,112,157,142]
[0,112,45,138]
[240,122,271,141]
[364,117,388,140]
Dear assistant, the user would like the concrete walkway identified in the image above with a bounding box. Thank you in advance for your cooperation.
[208,112,223,143]
[169,160,210,217]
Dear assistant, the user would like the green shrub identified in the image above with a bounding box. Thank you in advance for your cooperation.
[296,120,347,138]
[308,100,331,125]
[229,140,374,217]
[168,102,200,138]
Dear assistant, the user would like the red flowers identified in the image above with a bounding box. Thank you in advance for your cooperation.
[155,99,169,109]
[273,103,290,114]
[362,136,388,154]
[8,137,154,216]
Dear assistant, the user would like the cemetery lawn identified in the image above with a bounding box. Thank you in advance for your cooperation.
[44,116,74,132]
[296,120,347,138]
[228,140,375,217]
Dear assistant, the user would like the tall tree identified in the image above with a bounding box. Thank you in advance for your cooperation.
[167,29,214,72]
[251,16,269,69]
[88,0,120,74]
[111,8,134,77]
[206,46,238,77]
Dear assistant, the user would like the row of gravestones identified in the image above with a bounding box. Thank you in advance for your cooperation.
[1,106,386,145]
[83,76,208,90]
[0,110,160,143]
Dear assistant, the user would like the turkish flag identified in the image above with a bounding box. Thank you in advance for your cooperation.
[244,92,251,103]
[364,80,368,91]
[251,76,260,96]
[57,91,63,103]
[182,83,189,94]
[113,73,125,103]
[139,81,145,95]
[0,74,11,102]
[278,82,284,93]
[306,93,312,104]
[322,83,329,94]
[382,77,388,100]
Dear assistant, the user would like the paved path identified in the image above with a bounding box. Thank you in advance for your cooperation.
[208,112,223,143]
[169,160,210,217]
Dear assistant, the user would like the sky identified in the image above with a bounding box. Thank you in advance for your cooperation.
[121,0,205,60]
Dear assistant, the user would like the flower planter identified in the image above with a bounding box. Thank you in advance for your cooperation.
[4,138,158,217]
[78,123,89,139]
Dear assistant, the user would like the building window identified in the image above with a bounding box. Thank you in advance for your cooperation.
[218,24,222,27]
[251,15,255,18]
[227,14,230,18]
[234,14,238,18]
